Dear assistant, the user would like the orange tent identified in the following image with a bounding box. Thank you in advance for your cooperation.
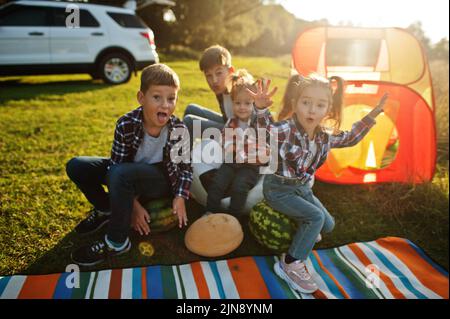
[292,27,436,184]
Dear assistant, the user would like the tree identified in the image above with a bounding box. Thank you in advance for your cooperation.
[138,5,176,48]
[99,0,326,56]
[431,38,449,61]
[407,21,449,61]
[168,0,262,50]
[407,21,432,57]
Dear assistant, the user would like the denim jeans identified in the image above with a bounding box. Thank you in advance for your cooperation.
[66,156,171,243]
[207,163,259,215]
[263,174,335,261]
[183,104,225,149]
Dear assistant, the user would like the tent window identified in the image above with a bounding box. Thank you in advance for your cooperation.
[326,39,381,67]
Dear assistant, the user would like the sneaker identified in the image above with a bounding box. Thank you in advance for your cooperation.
[75,208,110,235]
[274,254,318,294]
[71,237,131,267]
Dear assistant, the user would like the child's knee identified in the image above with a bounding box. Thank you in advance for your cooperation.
[185,104,204,119]
[185,104,197,115]
[310,208,326,225]
[230,177,254,194]
[107,164,130,186]
[322,215,335,233]
[66,157,82,181]
[209,178,228,193]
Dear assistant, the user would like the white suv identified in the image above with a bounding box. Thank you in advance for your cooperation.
[0,0,159,84]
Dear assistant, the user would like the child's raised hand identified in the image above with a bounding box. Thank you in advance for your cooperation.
[173,196,188,228]
[247,79,278,109]
[370,93,389,118]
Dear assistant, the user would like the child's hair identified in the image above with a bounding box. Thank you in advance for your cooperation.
[140,63,180,93]
[228,69,256,101]
[278,73,345,131]
[199,45,232,72]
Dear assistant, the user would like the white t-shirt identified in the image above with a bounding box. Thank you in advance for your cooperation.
[223,118,251,150]
[237,119,250,130]
[305,140,317,188]
[134,125,168,164]
[304,140,317,168]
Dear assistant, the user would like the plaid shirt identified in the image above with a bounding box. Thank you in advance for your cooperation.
[110,106,193,200]
[257,110,376,183]
[222,108,274,165]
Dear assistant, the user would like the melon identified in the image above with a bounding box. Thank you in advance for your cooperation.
[184,213,244,257]
[248,201,297,253]
[142,198,178,233]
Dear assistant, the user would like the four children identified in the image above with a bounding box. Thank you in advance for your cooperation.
[67,45,388,293]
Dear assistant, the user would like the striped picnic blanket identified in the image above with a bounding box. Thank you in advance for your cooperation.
[0,237,448,299]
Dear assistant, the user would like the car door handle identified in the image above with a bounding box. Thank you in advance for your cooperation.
[91,32,104,36]
[28,32,44,36]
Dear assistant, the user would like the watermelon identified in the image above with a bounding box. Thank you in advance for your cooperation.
[248,201,297,253]
[142,198,178,233]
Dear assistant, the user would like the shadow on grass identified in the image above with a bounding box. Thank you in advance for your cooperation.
[22,199,273,276]
[0,78,110,104]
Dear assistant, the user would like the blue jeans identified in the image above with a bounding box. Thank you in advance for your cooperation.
[183,104,225,149]
[263,174,335,261]
[66,157,171,243]
[206,163,259,215]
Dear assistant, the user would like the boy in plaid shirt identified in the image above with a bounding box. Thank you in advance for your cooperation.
[66,64,192,266]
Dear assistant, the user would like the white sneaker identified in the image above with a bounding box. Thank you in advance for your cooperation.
[274,254,318,294]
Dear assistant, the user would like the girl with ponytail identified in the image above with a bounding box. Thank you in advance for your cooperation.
[277,73,346,132]
[205,69,276,216]
[258,72,388,294]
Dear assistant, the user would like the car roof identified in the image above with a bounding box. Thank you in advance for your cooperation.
[8,0,136,14]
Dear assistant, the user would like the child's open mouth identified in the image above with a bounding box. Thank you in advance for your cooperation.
[157,111,169,124]
[306,117,315,124]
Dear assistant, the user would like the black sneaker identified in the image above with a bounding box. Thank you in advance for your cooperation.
[71,237,131,267]
[75,209,110,235]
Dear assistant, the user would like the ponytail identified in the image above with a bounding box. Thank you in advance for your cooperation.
[327,76,344,132]
[278,73,302,121]
[228,69,255,100]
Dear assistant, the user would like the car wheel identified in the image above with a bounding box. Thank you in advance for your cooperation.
[98,52,132,84]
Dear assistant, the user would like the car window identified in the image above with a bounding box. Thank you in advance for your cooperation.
[51,8,100,28]
[0,4,51,26]
[107,12,147,28]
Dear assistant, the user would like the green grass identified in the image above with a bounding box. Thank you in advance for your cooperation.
[0,56,448,276]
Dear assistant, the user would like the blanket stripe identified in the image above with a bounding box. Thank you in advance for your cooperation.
[375,238,448,298]
[407,240,448,277]
[199,262,221,299]
[0,237,447,299]
[311,251,348,298]
[339,246,397,298]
